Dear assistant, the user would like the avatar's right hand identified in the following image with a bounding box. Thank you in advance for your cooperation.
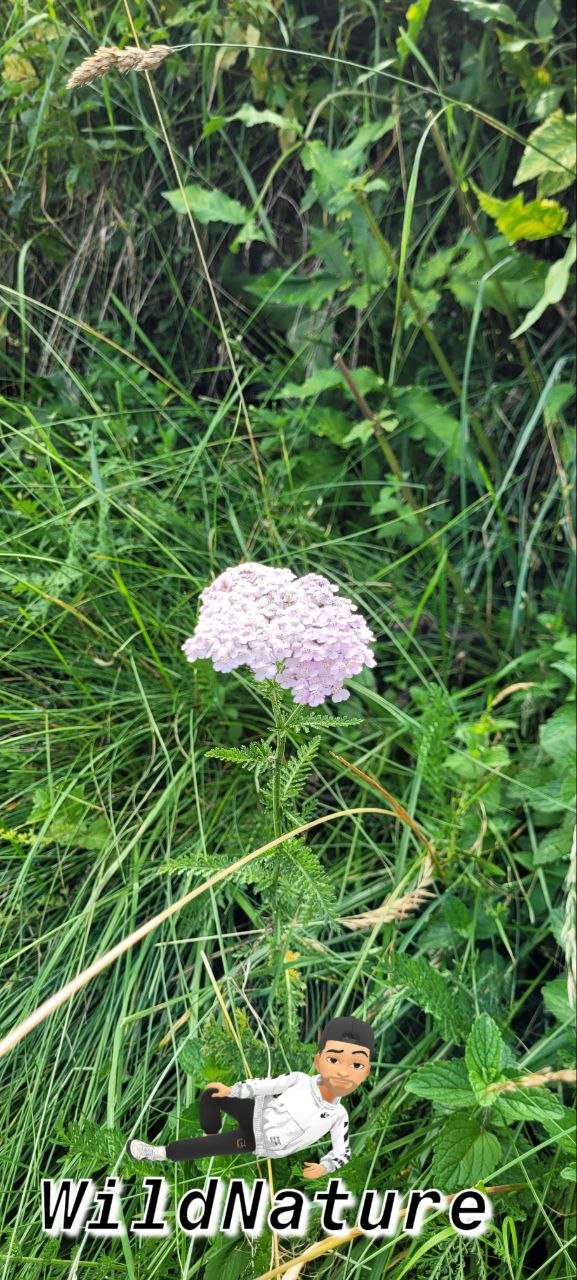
[208,1082,231,1097]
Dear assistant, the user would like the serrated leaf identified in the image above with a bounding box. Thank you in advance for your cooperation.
[406,1059,476,1108]
[465,1013,504,1096]
[431,1115,502,1190]
[298,714,364,731]
[163,183,250,225]
[537,1106,577,1155]
[539,703,577,765]
[278,366,384,400]
[205,743,274,771]
[492,1086,565,1125]
[514,111,576,192]
[474,185,568,242]
[180,1039,203,1077]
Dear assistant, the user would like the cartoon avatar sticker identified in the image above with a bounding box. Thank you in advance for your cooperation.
[126,1016,374,1179]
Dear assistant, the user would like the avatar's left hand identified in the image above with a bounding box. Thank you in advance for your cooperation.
[302,1162,327,1179]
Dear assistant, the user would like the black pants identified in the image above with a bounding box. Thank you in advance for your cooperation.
[165,1088,256,1162]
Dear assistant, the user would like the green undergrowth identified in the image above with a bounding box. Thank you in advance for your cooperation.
[0,0,575,1277]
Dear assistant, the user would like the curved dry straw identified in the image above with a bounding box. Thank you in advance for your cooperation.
[0,806,389,1060]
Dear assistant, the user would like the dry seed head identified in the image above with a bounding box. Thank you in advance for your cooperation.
[67,43,173,90]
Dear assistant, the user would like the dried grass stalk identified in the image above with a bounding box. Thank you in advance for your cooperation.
[67,44,173,90]
[339,854,436,930]
[486,1069,577,1093]
[561,824,576,1010]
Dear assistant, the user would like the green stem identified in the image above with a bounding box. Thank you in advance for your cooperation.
[272,721,287,841]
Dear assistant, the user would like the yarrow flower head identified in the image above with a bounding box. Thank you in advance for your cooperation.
[181,563,377,707]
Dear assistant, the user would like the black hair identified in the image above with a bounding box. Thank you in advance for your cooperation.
[318,1016,374,1053]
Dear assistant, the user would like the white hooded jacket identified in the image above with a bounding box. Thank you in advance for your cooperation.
[228,1071,350,1171]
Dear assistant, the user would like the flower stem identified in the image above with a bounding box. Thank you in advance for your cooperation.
[272,720,286,841]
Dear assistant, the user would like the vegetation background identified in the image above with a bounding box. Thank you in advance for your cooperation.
[1,0,576,1276]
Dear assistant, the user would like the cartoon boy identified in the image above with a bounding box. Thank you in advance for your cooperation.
[126,1015,373,1178]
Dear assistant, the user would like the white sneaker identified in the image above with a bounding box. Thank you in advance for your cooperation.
[126,1138,167,1161]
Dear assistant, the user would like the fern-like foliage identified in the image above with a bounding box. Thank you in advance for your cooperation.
[205,741,274,771]
[281,734,321,804]
[386,953,473,1044]
[411,684,458,810]
[274,836,336,923]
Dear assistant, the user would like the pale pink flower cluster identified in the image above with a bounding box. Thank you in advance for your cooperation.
[181,562,377,706]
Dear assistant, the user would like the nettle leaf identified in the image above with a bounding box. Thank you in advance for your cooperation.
[537,1106,577,1156]
[406,1059,476,1108]
[180,1039,203,1079]
[163,183,250,225]
[474,185,568,243]
[492,1086,565,1126]
[465,1013,504,1097]
[514,111,576,196]
[539,703,577,766]
[431,1114,502,1190]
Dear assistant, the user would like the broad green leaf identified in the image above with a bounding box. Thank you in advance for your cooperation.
[534,0,561,39]
[542,977,575,1024]
[392,386,461,462]
[309,408,355,444]
[453,0,519,23]
[492,1086,565,1125]
[342,421,374,446]
[204,104,303,135]
[278,366,384,400]
[405,1059,477,1108]
[162,183,250,225]
[465,1013,504,1096]
[243,270,343,311]
[180,1039,203,1077]
[431,1115,502,1190]
[474,186,568,242]
[539,703,577,765]
[448,236,549,314]
[514,111,576,194]
[533,814,575,866]
[397,0,432,71]
[561,1165,576,1182]
[511,236,576,337]
[538,1106,577,1156]
[301,122,393,213]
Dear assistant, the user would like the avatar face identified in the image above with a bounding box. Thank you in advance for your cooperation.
[313,1039,371,1097]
